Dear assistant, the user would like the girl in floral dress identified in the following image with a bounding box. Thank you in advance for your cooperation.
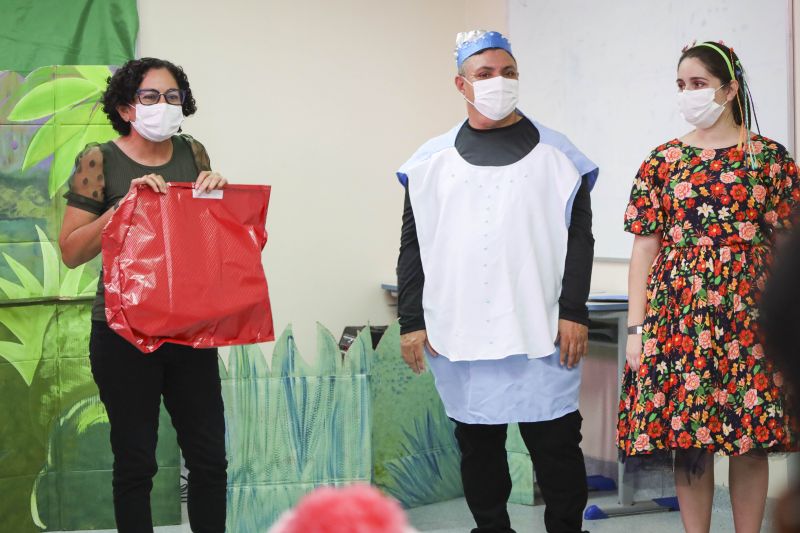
[617,41,798,533]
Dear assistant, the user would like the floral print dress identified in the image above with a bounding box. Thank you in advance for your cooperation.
[617,135,799,458]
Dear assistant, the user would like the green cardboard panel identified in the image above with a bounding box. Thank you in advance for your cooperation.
[52,375,180,472]
[224,327,372,483]
[227,481,357,533]
[223,326,373,530]
[154,405,181,469]
[57,257,100,303]
[53,66,112,126]
[0,125,56,243]
[0,66,56,125]
[39,390,180,529]
[371,322,463,508]
[27,357,60,451]
[0,475,42,533]
[48,467,180,530]
[54,303,93,357]
[0,361,48,478]
[0,63,160,532]
[0,70,28,124]
[0,241,61,301]
[506,425,534,505]
[34,471,57,532]
[0,303,58,387]
[53,368,110,468]
[151,467,183,526]
[371,322,534,508]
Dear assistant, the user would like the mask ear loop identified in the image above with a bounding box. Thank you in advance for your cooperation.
[734,88,747,151]
[739,75,757,170]
[741,62,761,135]
[730,50,759,170]
[743,79,763,170]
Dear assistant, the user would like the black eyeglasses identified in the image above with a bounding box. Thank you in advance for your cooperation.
[135,88,185,106]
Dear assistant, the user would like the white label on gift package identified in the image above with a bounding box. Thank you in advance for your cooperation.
[192,189,224,199]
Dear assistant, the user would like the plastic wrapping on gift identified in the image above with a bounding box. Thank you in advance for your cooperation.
[102,182,274,353]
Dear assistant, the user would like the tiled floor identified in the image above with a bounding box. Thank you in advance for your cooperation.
[62,491,765,533]
[406,494,737,533]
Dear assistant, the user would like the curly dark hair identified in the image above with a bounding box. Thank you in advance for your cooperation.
[102,57,197,135]
[679,42,751,128]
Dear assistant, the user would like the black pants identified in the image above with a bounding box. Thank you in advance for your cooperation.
[89,321,227,533]
[454,410,588,533]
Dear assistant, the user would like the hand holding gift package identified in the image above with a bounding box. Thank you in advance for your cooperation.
[102,182,274,353]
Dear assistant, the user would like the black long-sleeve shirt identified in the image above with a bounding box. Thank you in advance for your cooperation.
[397,117,594,335]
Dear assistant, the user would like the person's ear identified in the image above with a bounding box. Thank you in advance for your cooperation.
[726,80,740,103]
[455,75,466,94]
[118,103,135,123]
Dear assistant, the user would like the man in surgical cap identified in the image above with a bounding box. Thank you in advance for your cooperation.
[395,30,597,533]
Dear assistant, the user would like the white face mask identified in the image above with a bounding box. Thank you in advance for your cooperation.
[128,103,185,142]
[461,75,519,121]
[676,85,728,129]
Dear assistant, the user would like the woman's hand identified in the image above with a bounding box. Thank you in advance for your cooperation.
[627,234,661,375]
[626,333,643,373]
[195,171,227,193]
[130,173,167,194]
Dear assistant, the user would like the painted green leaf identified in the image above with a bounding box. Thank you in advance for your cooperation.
[4,66,54,116]
[0,340,27,360]
[3,253,43,295]
[53,78,102,115]
[0,310,35,347]
[8,81,55,122]
[53,100,101,126]
[21,102,100,171]
[18,66,56,90]
[48,127,86,198]
[0,277,29,299]
[21,123,54,172]
[30,474,46,530]
[60,269,98,299]
[27,120,83,172]
[35,228,58,297]
[9,78,99,122]
[59,264,85,297]
[80,276,99,297]
[0,228,59,301]
[0,302,55,388]
[61,396,109,435]
[75,66,111,91]
[0,341,34,385]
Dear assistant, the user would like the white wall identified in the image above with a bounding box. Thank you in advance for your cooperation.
[137,0,479,354]
[465,0,508,31]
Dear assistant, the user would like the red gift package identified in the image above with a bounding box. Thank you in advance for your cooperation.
[102,182,274,353]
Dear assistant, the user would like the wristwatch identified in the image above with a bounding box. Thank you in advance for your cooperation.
[627,325,643,335]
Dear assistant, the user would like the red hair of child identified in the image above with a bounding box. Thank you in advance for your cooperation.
[272,484,411,533]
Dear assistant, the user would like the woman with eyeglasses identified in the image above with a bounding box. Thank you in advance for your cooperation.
[58,58,227,533]
[616,41,798,533]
